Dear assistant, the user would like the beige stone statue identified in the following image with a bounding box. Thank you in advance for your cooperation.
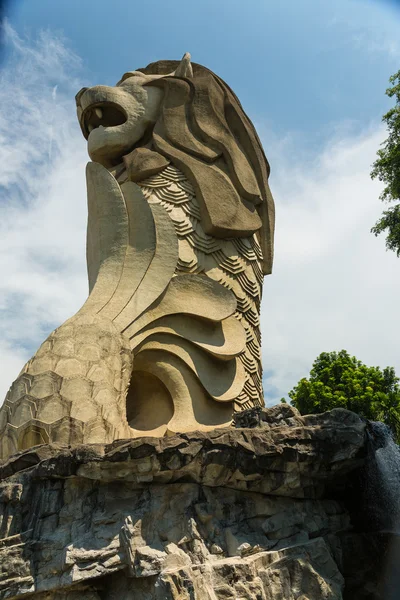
[0,54,275,460]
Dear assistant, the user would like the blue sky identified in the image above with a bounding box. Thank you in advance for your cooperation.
[6,0,400,141]
[1,0,400,404]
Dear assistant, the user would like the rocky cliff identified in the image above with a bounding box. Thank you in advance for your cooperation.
[0,406,382,599]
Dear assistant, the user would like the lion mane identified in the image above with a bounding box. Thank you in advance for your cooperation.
[128,60,275,275]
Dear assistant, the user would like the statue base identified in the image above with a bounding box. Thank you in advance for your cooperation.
[0,407,382,599]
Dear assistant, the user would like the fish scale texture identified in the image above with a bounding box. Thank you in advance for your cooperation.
[139,165,264,410]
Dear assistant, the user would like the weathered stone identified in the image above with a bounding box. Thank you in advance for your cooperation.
[0,53,276,458]
[0,411,368,598]
[0,408,367,497]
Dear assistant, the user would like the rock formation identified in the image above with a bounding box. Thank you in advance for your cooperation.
[0,406,373,599]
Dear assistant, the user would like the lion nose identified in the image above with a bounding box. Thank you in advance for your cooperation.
[75,87,89,107]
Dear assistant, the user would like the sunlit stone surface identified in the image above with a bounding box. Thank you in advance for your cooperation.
[0,54,275,458]
[0,407,372,599]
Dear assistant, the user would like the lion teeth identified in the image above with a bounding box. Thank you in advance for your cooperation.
[95,108,103,119]
[88,124,94,133]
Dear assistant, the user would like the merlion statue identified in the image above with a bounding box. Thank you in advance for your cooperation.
[0,54,275,460]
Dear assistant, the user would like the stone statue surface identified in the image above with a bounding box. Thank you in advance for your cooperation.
[0,54,381,600]
[0,54,275,460]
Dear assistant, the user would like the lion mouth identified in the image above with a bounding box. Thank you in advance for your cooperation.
[81,102,127,139]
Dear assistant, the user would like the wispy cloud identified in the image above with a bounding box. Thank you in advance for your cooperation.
[0,24,88,399]
[351,30,400,59]
[327,3,400,60]
[261,123,400,404]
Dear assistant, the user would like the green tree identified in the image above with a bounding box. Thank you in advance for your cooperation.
[370,70,400,255]
[287,350,400,441]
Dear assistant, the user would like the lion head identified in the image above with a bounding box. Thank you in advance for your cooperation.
[76,54,275,274]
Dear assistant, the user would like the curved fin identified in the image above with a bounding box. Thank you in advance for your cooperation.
[99,181,156,320]
[131,314,246,359]
[124,274,237,339]
[136,333,245,402]
[114,201,178,331]
[82,162,129,313]
[131,350,233,434]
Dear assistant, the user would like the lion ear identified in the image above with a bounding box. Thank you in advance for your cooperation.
[174,53,193,78]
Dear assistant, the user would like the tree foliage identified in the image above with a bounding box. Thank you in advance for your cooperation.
[370,70,400,255]
[286,350,400,441]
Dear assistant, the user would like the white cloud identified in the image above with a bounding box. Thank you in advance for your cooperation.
[0,25,399,415]
[327,1,400,60]
[351,30,400,59]
[261,123,400,404]
[0,25,88,399]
